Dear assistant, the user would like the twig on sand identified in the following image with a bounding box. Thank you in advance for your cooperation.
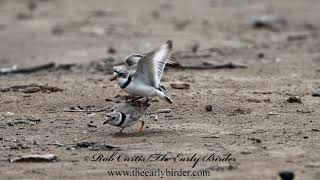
[63,108,109,113]
[167,62,247,70]
[0,63,55,75]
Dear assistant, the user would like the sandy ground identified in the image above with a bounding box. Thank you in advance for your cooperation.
[0,0,320,179]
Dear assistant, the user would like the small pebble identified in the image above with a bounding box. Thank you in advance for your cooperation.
[279,171,294,180]
[205,105,213,112]
[171,83,190,89]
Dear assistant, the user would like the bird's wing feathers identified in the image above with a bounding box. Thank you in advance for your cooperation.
[113,103,146,121]
[134,41,173,88]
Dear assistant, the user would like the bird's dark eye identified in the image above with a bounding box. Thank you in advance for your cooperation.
[118,73,123,76]
[111,117,116,120]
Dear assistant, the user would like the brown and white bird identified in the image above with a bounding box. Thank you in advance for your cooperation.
[110,41,173,104]
[103,100,150,133]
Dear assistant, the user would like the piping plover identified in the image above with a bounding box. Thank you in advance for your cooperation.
[111,41,173,104]
[103,100,150,133]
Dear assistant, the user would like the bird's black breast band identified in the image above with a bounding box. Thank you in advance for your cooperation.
[116,112,126,127]
[121,75,132,89]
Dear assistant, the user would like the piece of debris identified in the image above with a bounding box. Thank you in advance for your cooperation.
[151,114,158,121]
[268,112,278,115]
[64,107,109,113]
[157,109,172,113]
[246,98,262,103]
[171,83,190,89]
[76,141,119,151]
[107,47,116,54]
[16,12,33,20]
[287,96,302,103]
[88,57,117,72]
[311,128,319,132]
[1,84,63,93]
[89,10,116,18]
[287,33,308,41]
[87,123,97,128]
[232,108,251,115]
[305,162,320,168]
[80,26,106,36]
[173,19,191,30]
[28,0,37,11]
[251,15,287,31]
[203,135,220,138]
[240,150,252,155]
[205,105,213,112]
[10,154,57,163]
[257,52,265,58]
[190,43,200,53]
[51,25,64,35]
[278,171,294,180]
[249,137,262,144]
[297,109,312,113]
[0,63,55,75]
[311,92,320,97]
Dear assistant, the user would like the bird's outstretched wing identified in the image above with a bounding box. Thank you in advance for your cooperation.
[134,40,173,88]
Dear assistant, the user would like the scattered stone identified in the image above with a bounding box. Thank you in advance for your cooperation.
[249,137,261,144]
[173,19,191,30]
[287,33,308,41]
[311,92,320,97]
[16,13,33,20]
[170,83,190,89]
[205,105,213,112]
[5,112,15,116]
[89,10,115,18]
[23,87,41,93]
[2,84,63,93]
[80,26,106,36]
[51,25,64,35]
[150,114,158,121]
[311,128,319,132]
[156,109,172,113]
[296,109,312,113]
[251,15,287,30]
[10,154,57,163]
[107,47,116,54]
[232,108,251,115]
[279,171,294,180]
[150,10,160,18]
[246,98,262,103]
[287,96,302,103]
[190,43,200,53]
[28,0,37,11]
[89,57,116,72]
[87,123,97,128]
[257,52,264,58]
[306,162,320,168]
[240,150,252,155]
[76,141,119,151]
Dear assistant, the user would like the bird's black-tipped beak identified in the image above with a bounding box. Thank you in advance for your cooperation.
[103,115,111,125]
[110,76,117,81]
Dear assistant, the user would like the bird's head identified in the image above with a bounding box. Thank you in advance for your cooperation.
[110,69,130,84]
[103,112,122,126]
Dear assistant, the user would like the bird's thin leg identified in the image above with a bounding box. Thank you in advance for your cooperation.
[138,121,145,133]
[127,96,143,103]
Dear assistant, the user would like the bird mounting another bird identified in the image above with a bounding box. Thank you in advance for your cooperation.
[110,40,174,104]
